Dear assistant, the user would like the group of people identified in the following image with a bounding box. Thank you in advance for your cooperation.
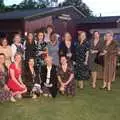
[0,25,119,102]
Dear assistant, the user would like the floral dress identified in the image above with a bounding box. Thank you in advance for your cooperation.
[75,40,90,80]
[57,64,75,96]
[36,41,47,72]
[0,66,12,102]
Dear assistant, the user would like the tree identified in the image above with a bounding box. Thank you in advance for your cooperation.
[59,0,93,16]
[0,0,58,12]
[5,0,59,11]
[0,0,5,12]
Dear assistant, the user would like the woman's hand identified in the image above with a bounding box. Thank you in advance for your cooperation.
[84,61,88,65]
[4,84,10,91]
[91,50,98,54]
[64,82,69,86]
[100,50,107,56]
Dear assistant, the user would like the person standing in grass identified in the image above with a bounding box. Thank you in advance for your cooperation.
[44,25,55,43]
[36,31,48,72]
[47,32,59,66]
[89,31,103,88]
[0,53,16,102]
[11,34,24,62]
[24,32,36,63]
[58,56,75,96]
[59,32,75,64]
[101,32,118,91]
[74,31,90,89]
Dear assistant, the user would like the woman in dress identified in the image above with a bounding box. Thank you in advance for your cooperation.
[11,34,24,62]
[41,56,58,98]
[57,56,75,96]
[23,58,42,99]
[101,32,118,91]
[0,53,16,102]
[47,32,59,66]
[89,31,103,88]
[7,52,27,99]
[0,38,12,68]
[24,33,36,62]
[59,32,75,63]
[36,31,48,72]
[75,31,90,89]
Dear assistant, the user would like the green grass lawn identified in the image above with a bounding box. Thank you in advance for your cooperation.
[0,78,120,120]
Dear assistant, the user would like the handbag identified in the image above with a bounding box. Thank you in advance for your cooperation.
[95,52,104,66]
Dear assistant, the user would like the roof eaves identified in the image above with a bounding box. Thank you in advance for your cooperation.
[70,6,86,17]
[24,6,86,20]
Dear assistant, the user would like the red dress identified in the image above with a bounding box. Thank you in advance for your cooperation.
[7,63,25,92]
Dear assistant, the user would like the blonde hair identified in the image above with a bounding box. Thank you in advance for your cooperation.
[104,32,114,41]
[14,52,22,67]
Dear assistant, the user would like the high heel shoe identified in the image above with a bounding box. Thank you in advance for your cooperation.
[100,87,107,90]
[92,84,96,89]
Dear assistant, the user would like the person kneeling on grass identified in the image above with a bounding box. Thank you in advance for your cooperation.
[41,56,58,98]
[23,58,43,99]
[0,53,16,102]
[57,56,75,96]
[7,53,27,100]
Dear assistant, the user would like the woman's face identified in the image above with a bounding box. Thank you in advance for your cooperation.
[94,32,100,39]
[64,33,72,41]
[28,59,34,67]
[50,33,57,43]
[0,55,5,65]
[38,32,44,41]
[45,57,52,65]
[105,33,113,41]
[2,39,8,47]
[28,33,33,41]
[60,57,67,65]
[47,27,53,34]
[14,35,21,44]
[78,32,86,41]
[15,54,22,63]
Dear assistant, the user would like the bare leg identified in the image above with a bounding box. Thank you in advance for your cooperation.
[107,82,111,91]
[78,80,84,89]
[91,72,97,88]
[102,80,107,88]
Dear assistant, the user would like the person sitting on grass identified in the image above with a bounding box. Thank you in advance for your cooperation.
[57,56,75,96]
[41,56,58,98]
[23,57,43,99]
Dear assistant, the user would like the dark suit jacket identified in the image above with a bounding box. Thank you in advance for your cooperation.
[41,65,58,97]
[41,65,58,87]
[23,66,40,92]
[59,41,75,61]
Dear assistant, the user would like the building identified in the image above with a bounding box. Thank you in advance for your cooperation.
[76,16,120,41]
[0,6,85,39]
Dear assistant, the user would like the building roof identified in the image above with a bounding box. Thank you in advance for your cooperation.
[0,6,85,20]
[76,16,120,24]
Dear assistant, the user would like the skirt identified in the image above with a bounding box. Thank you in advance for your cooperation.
[7,80,25,92]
